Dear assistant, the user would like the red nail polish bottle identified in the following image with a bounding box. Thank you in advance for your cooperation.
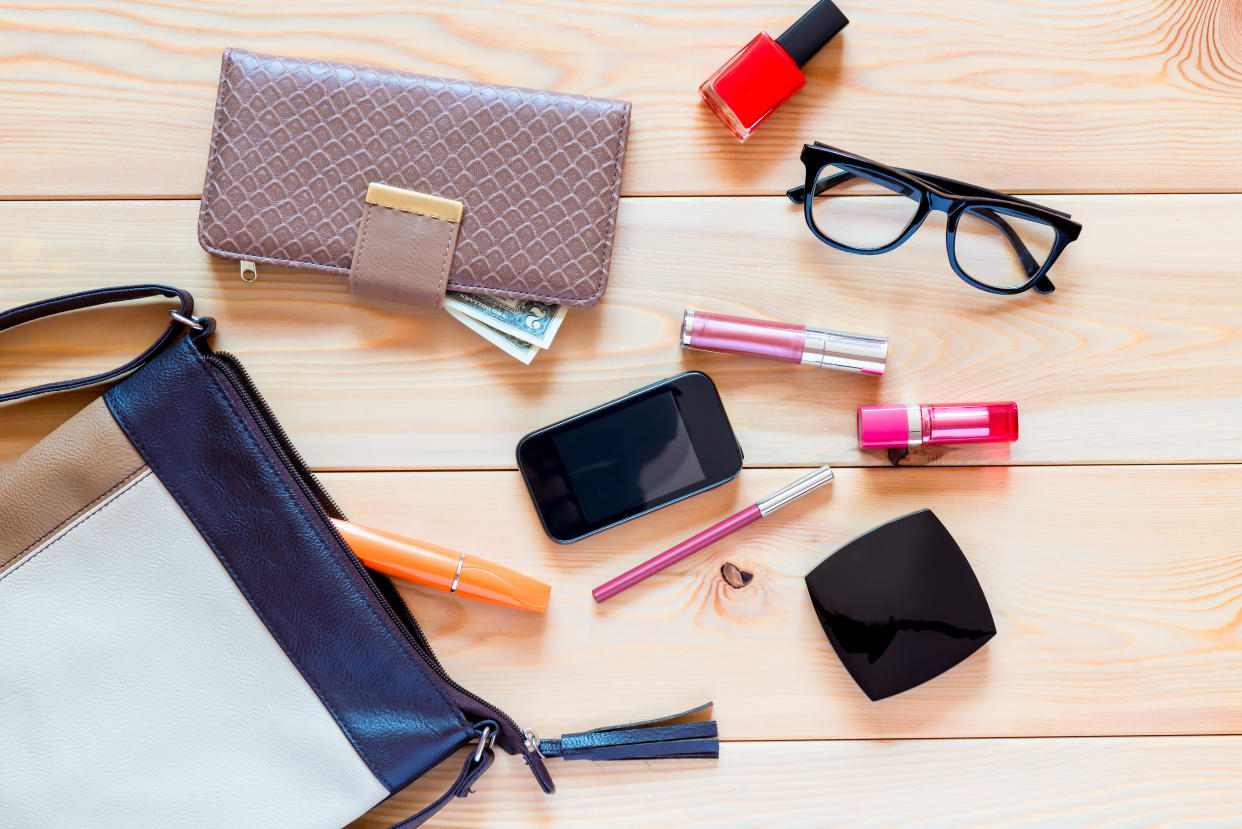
[699,0,849,141]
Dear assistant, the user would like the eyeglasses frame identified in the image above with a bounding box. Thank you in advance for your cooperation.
[786,142,1082,295]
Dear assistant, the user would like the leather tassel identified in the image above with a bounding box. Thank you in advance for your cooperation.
[538,702,718,761]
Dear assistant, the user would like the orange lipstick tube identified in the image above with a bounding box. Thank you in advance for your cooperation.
[331,519,550,613]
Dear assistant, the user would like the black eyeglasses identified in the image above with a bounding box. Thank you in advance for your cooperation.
[787,143,1081,295]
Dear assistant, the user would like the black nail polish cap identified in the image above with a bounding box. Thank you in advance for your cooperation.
[776,0,850,68]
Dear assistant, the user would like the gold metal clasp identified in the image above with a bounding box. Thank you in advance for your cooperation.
[364,183,463,223]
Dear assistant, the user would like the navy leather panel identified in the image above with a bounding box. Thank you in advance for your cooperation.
[105,335,472,792]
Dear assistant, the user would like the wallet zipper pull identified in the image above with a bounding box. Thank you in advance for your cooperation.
[240,260,258,282]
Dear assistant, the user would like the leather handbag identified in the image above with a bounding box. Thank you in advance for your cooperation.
[0,286,554,827]
[198,48,632,309]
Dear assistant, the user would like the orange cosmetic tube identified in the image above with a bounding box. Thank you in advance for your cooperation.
[330,519,550,613]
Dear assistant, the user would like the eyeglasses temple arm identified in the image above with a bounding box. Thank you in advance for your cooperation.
[787,168,853,203]
[801,141,1072,219]
[787,168,922,204]
[969,208,1039,273]
[900,168,1072,219]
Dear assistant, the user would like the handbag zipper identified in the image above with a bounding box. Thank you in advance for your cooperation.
[206,349,553,792]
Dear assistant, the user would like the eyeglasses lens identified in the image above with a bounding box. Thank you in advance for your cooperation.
[954,206,1057,289]
[809,164,921,251]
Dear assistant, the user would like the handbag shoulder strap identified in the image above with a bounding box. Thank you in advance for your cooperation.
[0,284,206,404]
[390,725,498,829]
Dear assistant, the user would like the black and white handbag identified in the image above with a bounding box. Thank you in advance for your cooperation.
[0,285,717,827]
[0,285,553,827]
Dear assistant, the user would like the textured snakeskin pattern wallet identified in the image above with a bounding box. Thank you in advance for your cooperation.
[198,48,631,308]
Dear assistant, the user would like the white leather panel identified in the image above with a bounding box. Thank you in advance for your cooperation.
[0,469,389,828]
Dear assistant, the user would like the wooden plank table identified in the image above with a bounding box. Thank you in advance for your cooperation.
[2,1,1240,825]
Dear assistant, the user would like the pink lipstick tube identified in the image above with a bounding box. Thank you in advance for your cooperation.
[681,310,888,375]
[858,402,1019,449]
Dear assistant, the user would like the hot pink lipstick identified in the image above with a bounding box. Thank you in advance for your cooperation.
[681,310,888,375]
[858,402,1019,449]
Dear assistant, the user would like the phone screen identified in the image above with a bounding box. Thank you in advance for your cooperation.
[552,391,706,524]
[517,372,743,543]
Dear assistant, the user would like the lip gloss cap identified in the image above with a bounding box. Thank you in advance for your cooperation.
[802,327,888,375]
[681,309,887,375]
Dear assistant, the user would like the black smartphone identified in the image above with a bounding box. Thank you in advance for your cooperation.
[516,371,744,543]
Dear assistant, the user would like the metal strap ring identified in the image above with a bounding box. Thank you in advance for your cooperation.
[473,725,495,763]
[169,310,204,331]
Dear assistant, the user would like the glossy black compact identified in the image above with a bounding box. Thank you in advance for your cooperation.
[804,509,995,700]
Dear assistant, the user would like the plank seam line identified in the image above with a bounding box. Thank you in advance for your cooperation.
[4,191,1242,203]
[310,462,1242,474]
[718,732,1242,744]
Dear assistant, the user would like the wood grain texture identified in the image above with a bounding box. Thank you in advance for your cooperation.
[2,5,1240,826]
[348,736,1242,828]
[2,0,1241,197]
[2,196,1239,468]
[318,466,1242,741]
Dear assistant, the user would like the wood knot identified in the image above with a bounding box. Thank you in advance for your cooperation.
[888,444,950,466]
[720,562,753,589]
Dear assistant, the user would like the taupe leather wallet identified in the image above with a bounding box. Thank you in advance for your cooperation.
[198,48,631,308]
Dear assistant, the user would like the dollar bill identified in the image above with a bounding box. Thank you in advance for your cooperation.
[445,305,538,364]
[443,291,566,349]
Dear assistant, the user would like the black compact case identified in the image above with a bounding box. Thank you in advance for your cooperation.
[805,509,996,701]
[517,372,743,543]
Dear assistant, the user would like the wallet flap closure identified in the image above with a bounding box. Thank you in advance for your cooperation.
[347,184,463,308]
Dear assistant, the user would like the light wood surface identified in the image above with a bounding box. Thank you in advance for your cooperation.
[2,196,1239,469]
[349,736,1242,828]
[323,467,1242,740]
[2,1,1242,197]
[2,0,1240,826]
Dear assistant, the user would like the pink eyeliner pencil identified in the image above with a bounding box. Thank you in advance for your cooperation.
[593,465,835,603]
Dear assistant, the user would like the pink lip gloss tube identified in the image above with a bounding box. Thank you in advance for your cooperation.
[857,402,1019,449]
[681,310,888,375]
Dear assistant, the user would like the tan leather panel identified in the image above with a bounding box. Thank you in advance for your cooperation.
[0,397,146,570]
[347,201,459,308]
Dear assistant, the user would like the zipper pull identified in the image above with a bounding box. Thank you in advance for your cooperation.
[537,702,718,762]
[523,728,543,757]
[240,260,257,282]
